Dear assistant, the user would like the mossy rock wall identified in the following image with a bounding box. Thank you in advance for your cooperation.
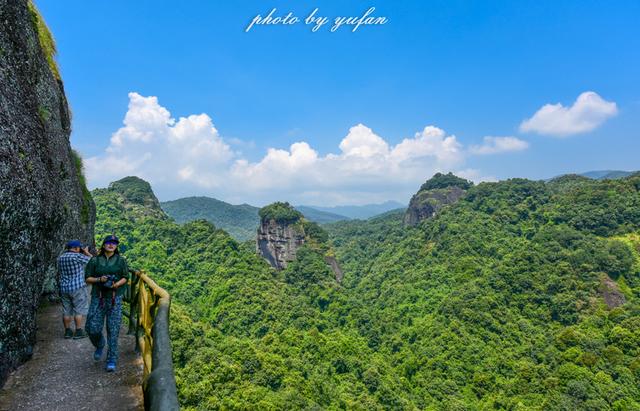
[0,0,95,385]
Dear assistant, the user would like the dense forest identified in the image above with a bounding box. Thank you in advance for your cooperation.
[92,174,640,410]
[160,196,260,242]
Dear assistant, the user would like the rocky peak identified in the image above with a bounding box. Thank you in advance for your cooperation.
[102,176,167,220]
[256,202,305,270]
[256,202,343,281]
[109,176,162,209]
[404,173,471,227]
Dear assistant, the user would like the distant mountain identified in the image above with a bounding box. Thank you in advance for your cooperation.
[579,170,637,180]
[109,176,164,211]
[160,197,353,241]
[95,176,168,221]
[294,206,350,224]
[161,197,259,242]
[301,200,406,220]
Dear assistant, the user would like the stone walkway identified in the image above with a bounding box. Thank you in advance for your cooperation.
[0,301,143,411]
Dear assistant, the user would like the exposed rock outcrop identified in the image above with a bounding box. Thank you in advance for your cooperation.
[324,255,344,283]
[256,202,343,281]
[257,218,306,270]
[599,275,626,309]
[404,186,466,226]
[404,173,471,227]
[0,0,95,385]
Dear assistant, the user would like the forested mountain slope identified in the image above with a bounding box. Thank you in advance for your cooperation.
[94,175,640,409]
[326,176,640,409]
[293,206,350,224]
[161,196,260,242]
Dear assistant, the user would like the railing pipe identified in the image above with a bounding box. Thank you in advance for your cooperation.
[128,270,179,411]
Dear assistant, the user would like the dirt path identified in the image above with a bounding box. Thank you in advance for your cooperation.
[0,301,143,411]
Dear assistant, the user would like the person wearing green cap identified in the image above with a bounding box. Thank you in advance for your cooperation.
[84,235,130,372]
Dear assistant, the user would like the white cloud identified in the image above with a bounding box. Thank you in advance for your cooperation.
[391,126,463,165]
[339,124,389,157]
[86,93,510,205]
[109,94,171,148]
[469,136,529,155]
[519,91,618,137]
[87,92,233,191]
[228,123,466,202]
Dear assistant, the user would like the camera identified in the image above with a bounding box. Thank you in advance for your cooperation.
[102,275,117,289]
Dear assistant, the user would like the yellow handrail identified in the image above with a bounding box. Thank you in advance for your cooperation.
[128,270,179,411]
[136,271,167,378]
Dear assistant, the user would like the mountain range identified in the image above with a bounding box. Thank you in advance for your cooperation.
[160,171,638,242]
[160,197,407,241]
[578,170,638,180]
[298,200,406,220]
[92,173,640,409]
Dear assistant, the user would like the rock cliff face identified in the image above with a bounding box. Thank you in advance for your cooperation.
[0,0,95,385]
[257,219,305,270]
[256,202,344,281]
[599,275,626,309]
[324,255,344,283]
[404,173,470,227]
[404,186,466,226]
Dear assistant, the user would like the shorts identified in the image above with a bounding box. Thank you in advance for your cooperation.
[61,286,89,316]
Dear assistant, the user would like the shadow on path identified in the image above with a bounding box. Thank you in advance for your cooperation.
[0,301,143,411]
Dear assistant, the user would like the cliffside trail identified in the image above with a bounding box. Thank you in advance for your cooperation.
[0,302,143,411]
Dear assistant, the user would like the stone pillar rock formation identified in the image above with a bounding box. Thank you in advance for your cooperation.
[256,219,305,270]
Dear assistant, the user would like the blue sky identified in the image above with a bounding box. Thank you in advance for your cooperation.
[37,0,640,205]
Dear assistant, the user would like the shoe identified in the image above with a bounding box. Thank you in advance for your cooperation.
[64,328,73,339]
[73,328,87,339]
[93,346,104,361]
[106,360,116,372]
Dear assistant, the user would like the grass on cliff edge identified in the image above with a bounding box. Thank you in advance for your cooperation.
[27,0,60,80]
[71,149,91,225]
